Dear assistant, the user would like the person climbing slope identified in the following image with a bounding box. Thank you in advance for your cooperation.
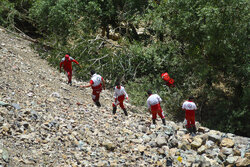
[80,70,105,107]
[112,82,129,116]
[161,72,175,87]
[59,54,81,85]
[146,90,166,126]
[182,96,197,135]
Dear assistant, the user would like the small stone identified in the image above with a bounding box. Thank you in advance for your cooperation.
[155,136,167,147]
[197,145,206,154]
[191,137,203,148]
[138,145,146,152]
[208,134,221,143]
[12,103,21,110]
[236,157,250,166]
[221,138,235,148]
[226,155,239,165]
[221,147,233,155]
[2,148,9,162]
[102,141,116,151]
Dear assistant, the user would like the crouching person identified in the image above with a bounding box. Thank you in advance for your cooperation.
[112,82,129,116]
[146,90,166,125]
[182,96,197,135]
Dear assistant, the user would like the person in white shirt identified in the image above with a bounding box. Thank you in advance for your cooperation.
[112,82,129,116]
[80,70,105,107]
[182,96,197,134]
[146,90,166,125]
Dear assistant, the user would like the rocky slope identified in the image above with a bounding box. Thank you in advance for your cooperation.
[0,28,249,167]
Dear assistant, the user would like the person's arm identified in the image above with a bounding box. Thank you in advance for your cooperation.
[182,102,186,111]
[59,62,63,73]
[102,78,106,90]
[80,80,93,88]
[72,59,82,68]
[123,88,129,101]
[147,100,151,113]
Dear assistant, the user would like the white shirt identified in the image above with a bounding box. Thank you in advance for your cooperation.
[147,94,162,108]
[182,101,197,111]
[91,74,103,87]
[114,86,128,98]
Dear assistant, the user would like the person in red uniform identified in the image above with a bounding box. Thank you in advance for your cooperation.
[59,54,81,85]
[161,72,175,87]
[112,82,129,116]
[146,90,166,125]
[80,70,105,107]
[182,96,197,134]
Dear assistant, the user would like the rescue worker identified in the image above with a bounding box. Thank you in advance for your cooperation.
[59,54,81,85]
[182,96,197,134]
[161,72,175,87]
[112,82,129,116]
[80,70,105,107]
[146,90,166,125]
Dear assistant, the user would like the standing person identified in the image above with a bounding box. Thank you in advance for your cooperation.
[59,54,81,85]
[146,90,166,125]
[161,72,175,87]
[182,96,197,134]
[80,70,105,107]
[112,82,129,116]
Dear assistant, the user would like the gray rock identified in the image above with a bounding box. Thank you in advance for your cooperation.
[2,148,9,162]
[208,134,221,143]
[12,103,21,110]
[155,136,167,147]
[226,155,239,164]
[221,147,233,155]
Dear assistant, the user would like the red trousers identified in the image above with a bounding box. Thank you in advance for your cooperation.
[151,103,165,120]
[185,110,195,128]
[112,95,125,109]
[92,88,102,102]
[64,68,72,83]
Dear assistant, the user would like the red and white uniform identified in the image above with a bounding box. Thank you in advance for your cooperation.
[112,86,128,109]
[90,74,104,102]
[60,56,79,83]
[182,100,197,128]
[147,94,165,119]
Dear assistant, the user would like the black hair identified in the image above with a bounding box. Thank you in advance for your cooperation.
[90,70,96,75]
[115,81,120,86]
[147,90,152,96]
[189,96,194,100]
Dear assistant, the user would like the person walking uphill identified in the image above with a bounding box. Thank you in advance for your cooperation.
[182,96,197,134]
[80,70,105,107]
[112,82,129,116]
[60,54,81,85]
[146,90,166,125]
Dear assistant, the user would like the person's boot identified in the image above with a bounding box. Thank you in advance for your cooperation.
[95,101,101,107]
[186,126,192,134]
[122,108,128,116]
[152,119,156,125]
[192,125,197,133]
[113,106,117,114]
[162,118,166,125]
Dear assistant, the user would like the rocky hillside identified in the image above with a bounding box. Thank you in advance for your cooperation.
[0,28,249,167]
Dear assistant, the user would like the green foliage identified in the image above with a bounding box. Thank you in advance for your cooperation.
[0,1,18,28]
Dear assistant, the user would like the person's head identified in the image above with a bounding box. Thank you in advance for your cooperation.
[65,54,70,61]
[147,90,152,96]
[90,70,96,75]
[188,96,194,101]
[115,81,121,88]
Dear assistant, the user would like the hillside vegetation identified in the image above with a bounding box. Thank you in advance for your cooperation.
[0,0,249,137]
